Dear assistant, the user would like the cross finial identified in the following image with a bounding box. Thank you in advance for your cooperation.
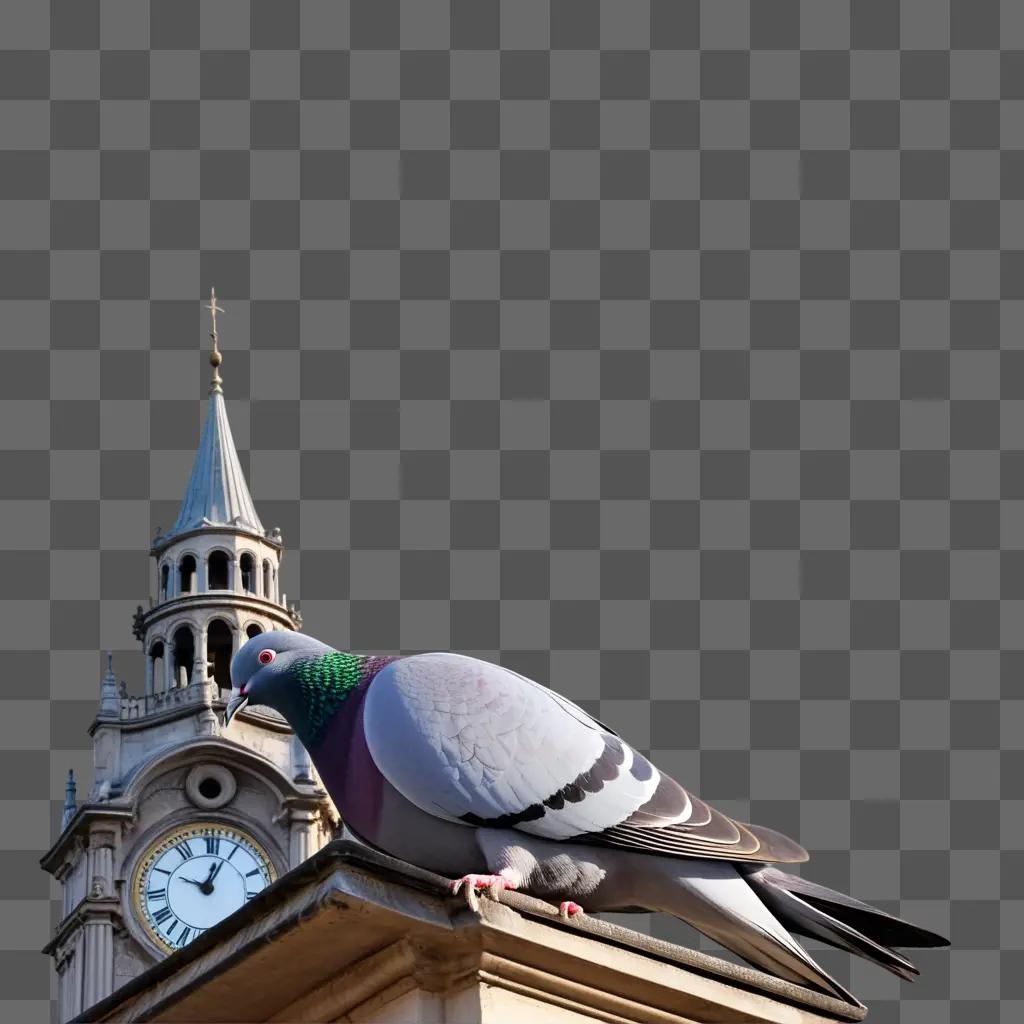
[205,287,225,394]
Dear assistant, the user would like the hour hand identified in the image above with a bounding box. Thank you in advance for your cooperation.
[178,876,206,887]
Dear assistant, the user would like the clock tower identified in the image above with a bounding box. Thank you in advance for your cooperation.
[39,294,339,1023]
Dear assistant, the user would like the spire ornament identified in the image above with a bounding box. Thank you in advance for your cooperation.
[99,651,120,718]
[205,287,225,394]
[61,769,77,831]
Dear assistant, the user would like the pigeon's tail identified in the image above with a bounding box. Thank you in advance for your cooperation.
[742,865,950,985]
[644,859,862,1005]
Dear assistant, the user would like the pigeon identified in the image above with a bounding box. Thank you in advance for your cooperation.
[225,632,948,1005]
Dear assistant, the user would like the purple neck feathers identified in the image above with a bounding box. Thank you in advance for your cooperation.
[306,677,384,840]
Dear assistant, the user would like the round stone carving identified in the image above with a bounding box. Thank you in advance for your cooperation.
[185,763,236,809]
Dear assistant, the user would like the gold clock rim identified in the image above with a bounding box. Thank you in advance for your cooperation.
[130,820,277,953]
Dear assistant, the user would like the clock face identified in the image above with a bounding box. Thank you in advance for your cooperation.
[132,823,276,953]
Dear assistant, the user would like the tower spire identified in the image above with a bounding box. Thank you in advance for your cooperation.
[205,287,225,395]
[159,288,265,545]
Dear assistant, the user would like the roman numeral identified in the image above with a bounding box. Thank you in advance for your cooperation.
[153,867,171,875]
[245,869,261,878]
[173,841,192,863]
[205,836,220,855]
[176,927,192,947]
[246,890,259,900]
[166,919,179,937]
[153,907,172,925]
[147,888,166,902]
[225,843,238,862]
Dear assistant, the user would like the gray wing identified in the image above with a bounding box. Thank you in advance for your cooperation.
[362,652,660,839]
[361,652,807,863]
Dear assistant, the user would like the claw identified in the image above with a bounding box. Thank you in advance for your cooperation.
[449,873,517,897]
[559,900,584,919]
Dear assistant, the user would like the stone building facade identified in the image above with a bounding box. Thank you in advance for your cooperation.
[39,298,339,1023]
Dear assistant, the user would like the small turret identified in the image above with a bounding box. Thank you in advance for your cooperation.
[60,769,77,831]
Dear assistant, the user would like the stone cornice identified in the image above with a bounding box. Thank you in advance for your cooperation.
[151,524,283,558]
[136,592,299,634]
[40,806,134,877]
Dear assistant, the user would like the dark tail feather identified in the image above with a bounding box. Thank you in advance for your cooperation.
[744,866,950,984]
[752,866,950,949]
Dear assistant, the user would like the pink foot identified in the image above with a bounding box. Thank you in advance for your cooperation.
[449,873,517,896]
[559,900,584,919]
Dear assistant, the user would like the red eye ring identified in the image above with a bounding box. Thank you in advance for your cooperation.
[258,649,275,665]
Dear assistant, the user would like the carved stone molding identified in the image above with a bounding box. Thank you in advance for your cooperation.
[404,934,481,994]
[86,823,123,853]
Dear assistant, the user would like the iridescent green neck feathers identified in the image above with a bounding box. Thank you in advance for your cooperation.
[292,652,370,748]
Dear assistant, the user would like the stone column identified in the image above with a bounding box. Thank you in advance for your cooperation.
[163,649,174,692]
[88,835,114,898]
[58,934,83,1023]
[289,807,320,867]
[81,830,117,1012]
[144,654,154,697]
[81,915,113,1011]
[192,623,208,689]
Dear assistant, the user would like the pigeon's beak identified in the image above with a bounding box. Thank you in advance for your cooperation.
[224,685,249,726]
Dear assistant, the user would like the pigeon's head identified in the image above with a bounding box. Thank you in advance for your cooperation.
[225,631,335,727]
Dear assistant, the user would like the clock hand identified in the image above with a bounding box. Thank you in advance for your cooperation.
[194,860,220,895]
[177,863,219,894]
[198,861,224,896]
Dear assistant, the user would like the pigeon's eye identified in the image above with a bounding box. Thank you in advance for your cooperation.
[258,649,276,665]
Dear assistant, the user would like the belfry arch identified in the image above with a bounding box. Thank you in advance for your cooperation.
[240,552,256,593]
[207,618,233,691]
[178,554,196,594]
[171,625,194,688]
[208,550,229,590]
[147,640,165,694]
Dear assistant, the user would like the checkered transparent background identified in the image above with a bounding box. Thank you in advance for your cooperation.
[0,2,1018,1021]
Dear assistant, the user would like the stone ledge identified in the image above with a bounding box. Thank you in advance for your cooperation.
[75,839,868,1024]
